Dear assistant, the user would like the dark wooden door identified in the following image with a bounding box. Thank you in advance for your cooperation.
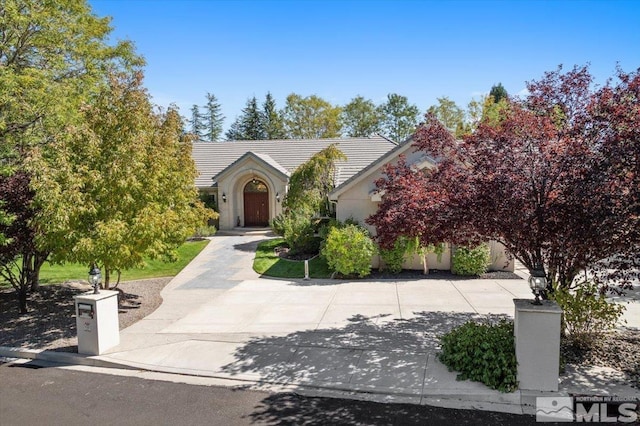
[244,192,269,227]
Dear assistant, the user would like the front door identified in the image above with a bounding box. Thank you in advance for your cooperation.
[243,180,269,227]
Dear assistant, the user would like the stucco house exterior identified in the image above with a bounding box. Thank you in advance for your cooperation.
[192,135,514,272]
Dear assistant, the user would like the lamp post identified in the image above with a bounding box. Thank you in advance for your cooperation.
[88,265,102,295]
[528,267,547,305]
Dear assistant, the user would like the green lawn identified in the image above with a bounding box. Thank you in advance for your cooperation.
[5,240,210,286]
[254,238,332,279]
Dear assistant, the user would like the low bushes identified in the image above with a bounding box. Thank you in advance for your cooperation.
[452,244,490,276]
[321,224,376,277]
[550,279,625,346]
[193,225,217,238]
[438,319,518,392]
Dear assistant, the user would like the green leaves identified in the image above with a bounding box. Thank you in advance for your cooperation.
[451,244,491,276]
[438,320,518,393]
[29,72,212,287]
[321,224,376,278]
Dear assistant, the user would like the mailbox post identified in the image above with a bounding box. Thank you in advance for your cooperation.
[74,291,120,355]
[74,266,119,355]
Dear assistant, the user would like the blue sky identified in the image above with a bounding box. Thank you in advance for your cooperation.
[89,0,639,133]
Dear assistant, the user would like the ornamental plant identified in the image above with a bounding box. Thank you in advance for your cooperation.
[368,65,640,293]
[452,244,491,276]
[438,319,518,392]
[321,224,376,277]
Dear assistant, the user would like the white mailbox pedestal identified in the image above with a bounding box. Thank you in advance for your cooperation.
[74,290,120,355]
[514,298,562,391]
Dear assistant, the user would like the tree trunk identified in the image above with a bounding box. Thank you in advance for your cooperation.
[421,253,429,275]
[28,252,48,291]
[103,268,110,290]
[18,287,28,314]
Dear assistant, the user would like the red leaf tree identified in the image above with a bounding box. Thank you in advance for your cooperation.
[368,65,639,291]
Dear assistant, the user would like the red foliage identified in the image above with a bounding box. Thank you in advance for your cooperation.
[368,65,640,290]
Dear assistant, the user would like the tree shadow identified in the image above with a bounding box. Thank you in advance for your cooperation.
[233,238,268,253]
[0,285,81,349]
[220,311,509,392]
[246,392,538,426]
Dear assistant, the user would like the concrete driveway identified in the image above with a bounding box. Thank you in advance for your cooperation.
[98,233,639,411]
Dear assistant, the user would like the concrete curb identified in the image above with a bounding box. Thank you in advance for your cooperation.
[0,345,526,415]
[0,346,137,370]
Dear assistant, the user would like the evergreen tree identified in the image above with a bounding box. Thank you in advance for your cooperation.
[224,97,265,141]
[262,92,286,139]
[489,83,508,103]
[189,104,206,139]
[241,96,265,140]
[225,118,243,141]
[204,93,224,141]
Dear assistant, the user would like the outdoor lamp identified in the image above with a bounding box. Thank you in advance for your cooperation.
[222,193,226,203]
[528,268,547,305]
[276,192,280,203]
[88,265,102,295]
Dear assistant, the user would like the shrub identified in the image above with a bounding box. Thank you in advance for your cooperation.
[193,225,217,238]
[452,244,491,276]
[270,213,287,237]
[550,279,625,346]
[379,236,409,274]
[282,212,317,255]
[321,224,376,277]
[438,319,518,392]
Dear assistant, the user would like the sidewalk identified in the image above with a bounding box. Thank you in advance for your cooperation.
[3,234,639,414]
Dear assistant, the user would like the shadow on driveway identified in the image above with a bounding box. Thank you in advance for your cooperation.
[220,311,509,391]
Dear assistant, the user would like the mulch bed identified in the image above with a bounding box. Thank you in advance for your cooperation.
[0,277,171,352]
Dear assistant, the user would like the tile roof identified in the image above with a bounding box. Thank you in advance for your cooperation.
[192,135,397,187]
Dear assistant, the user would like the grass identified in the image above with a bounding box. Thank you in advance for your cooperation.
[1,240,209,286]
[254,238,332,279]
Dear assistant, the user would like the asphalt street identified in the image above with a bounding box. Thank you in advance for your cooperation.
[0,359,564,426]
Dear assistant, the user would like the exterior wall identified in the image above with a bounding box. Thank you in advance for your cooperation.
[334,147,514,272]
[206,158,288,230]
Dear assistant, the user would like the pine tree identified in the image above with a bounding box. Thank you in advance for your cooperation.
[204,93,224,141]
[189,104,206,139]
[241,96,264,140]
[262,92,286,139]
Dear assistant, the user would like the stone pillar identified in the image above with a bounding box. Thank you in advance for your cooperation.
[74,291,120,355]
[513,298,562,391]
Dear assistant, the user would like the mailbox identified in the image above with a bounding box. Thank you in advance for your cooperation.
[74,291,119,355]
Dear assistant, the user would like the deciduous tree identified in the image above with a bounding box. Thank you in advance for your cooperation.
[283,94,342,139]
[378,93,420,142]
[29,72,212,289]
[0,171,47,313]
[342,96,382,137]
[368,65,640,293]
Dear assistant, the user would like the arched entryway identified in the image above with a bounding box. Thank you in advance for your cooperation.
[243,179,269,227]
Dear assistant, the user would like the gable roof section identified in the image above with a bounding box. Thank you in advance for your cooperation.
[192,135,397,187]
[212,152,290,183]
[329,136,438,200]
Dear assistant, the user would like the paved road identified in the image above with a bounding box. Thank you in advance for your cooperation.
[0,360,551,426]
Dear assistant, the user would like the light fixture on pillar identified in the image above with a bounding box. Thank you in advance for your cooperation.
[222,193,226,203]
[276,192,280,203]
[88,264,102,294]
[528,267,547,305]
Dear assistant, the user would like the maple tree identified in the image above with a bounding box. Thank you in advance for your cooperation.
[0,172,47,313]
[368,65,639,292]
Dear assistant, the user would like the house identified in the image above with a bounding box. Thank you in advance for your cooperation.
[192,135,514,272]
